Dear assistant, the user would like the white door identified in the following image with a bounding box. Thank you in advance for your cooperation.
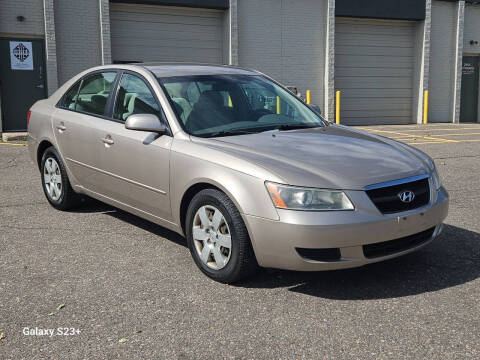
[335,18,415,125]
[110,3,225,64]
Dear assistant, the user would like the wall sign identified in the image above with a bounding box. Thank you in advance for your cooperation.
[9,41,34,70]
[463,63,475,75]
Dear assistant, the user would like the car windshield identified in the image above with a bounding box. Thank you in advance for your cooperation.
[158,74,326,137]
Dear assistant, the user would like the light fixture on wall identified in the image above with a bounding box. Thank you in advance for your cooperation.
[470,40,479,46]
[16,15,25,22]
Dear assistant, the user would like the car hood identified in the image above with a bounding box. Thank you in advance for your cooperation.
[192,125,431,190]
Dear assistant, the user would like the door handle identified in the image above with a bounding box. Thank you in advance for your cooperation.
[101,136,114,145]
[36,84,44,89]
[56,124,66,132]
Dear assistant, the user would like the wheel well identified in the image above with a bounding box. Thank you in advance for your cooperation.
[37,140,53,169]
[179,183,222,234]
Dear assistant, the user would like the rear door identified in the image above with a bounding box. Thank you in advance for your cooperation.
[97,72,173,221]
[52,71,118,193]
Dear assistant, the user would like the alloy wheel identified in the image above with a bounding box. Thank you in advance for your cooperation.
[192,205,232,270]
[43,157,62,201]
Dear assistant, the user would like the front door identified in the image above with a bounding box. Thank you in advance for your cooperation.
[460,56,479,123]
[0,39,46,132]
[98,72,173,221]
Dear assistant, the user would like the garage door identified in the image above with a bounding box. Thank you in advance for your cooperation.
[335,19,415,125]
[110,3,225,64]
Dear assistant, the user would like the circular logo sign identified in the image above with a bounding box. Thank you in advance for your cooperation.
[13,43,30,62]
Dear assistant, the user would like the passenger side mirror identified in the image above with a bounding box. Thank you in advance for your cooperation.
[125,114,166,134]
[308,104,322,115]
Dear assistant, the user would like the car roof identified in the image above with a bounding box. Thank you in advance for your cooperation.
[136,63,260,78]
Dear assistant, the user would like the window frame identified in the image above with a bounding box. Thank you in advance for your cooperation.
[55,68,172,136]
[56,69,120,121]
[110,70,171,135]
[58,79,82,110]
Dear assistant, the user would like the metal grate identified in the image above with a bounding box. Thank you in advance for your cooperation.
[366,178,430,214]
[363,227,435,259]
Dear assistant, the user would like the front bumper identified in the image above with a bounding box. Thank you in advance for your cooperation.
[244,186,449,271]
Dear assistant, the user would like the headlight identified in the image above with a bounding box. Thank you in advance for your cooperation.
[431,166,441,190]
[265,182,354,211]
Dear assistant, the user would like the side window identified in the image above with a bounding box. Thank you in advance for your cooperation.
[113,73,161,122]
[75,72,117,116]
[60,81,81,110]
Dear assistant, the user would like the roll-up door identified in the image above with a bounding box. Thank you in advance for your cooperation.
[335,18,415,125]
[110,3,225,64]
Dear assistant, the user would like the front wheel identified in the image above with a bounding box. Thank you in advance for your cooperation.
[185,189,258,283]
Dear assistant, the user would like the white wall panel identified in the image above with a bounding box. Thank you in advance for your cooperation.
[429,0,457,123]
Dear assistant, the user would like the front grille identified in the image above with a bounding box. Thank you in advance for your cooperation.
[296,247,341,262]
[363,227,435,259]
[366,178,430,214]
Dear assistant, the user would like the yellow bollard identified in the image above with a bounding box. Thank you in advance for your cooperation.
[336,91,341,124]
[276,96,281,114]
[306,90,311,104]
[423,90,429,125]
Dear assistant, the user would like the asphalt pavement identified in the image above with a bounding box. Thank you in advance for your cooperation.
[0,123,479,359]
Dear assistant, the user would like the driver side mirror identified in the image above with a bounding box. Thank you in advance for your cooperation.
[125,114,166,134]
[308,104,322,115]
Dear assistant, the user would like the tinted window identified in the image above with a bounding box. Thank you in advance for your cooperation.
[75,72,117,116]
[113,73,161,122]
[61,81,81,109]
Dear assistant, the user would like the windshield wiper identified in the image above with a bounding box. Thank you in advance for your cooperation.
[274,124,322,131]
[207,129,256,138]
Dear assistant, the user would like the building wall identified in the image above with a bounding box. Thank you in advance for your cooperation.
[429,0,457,123]
[3,0,480,133]
[464,3,480,54]
[0,0,45,37]
[237,0,327,108]
[412,0,431,125]
[53,0,102,86]
[222,7,230,64]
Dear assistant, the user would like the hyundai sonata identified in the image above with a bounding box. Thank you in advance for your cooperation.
[27,64,448,283]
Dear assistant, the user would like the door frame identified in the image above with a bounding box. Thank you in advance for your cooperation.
[0,37,48,132]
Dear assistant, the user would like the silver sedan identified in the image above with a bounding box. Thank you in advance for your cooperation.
[27,64,448,283]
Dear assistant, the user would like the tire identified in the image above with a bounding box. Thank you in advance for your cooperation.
[40,146,82,210]
[185,188,258,283]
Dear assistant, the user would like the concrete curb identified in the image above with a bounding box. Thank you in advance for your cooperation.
[2,132,28,142]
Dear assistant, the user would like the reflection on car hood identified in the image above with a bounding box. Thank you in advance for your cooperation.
[193,125,431,190]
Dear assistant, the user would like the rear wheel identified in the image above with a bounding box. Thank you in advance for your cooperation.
[186,189,258,283]
[40,146,81,210]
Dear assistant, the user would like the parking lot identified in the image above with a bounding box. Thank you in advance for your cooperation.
[0,123,479,359]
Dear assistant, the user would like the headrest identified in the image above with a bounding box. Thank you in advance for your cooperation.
[196,90,224,108]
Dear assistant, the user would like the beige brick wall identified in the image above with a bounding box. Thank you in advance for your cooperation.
[0,0,45,36]
[53,0,102,86]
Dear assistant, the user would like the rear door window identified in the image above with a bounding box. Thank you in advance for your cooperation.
[60,81,81,110]
[75,72,117,116]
